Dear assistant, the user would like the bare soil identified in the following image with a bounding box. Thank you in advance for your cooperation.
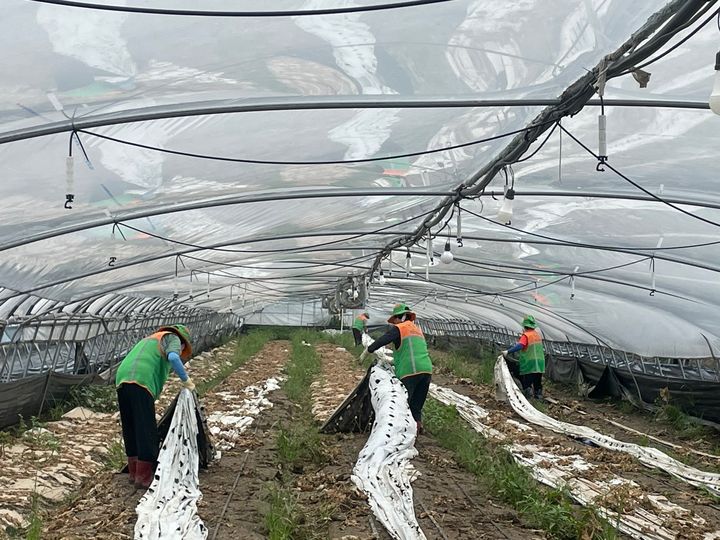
[41,340,291,540]
[430,349,720,537]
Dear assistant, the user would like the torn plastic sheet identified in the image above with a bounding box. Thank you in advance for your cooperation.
[495,356,720,497]
[135,388,207,540]
[429,383,718,540]
[206,377,283,453]
[351,365,426,540]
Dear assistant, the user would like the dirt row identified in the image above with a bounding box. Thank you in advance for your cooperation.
[0,343,238,535]
[40,341,290,539]
[430,350,720,537]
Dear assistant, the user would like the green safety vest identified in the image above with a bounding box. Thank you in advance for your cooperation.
[353,315,368,331]
[115,331,172,400]
[393,321,433,379]
[518,329,545,375]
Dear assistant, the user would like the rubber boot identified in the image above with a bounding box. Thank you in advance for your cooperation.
[134,460,155,489]
[534,389,544,401]
[127,456,138,484]
[523,387,533,400]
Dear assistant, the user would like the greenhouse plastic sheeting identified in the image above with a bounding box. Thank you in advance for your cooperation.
[0,0,719,359]
[135,389,207,540]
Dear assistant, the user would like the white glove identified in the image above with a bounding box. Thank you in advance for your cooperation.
[501,350,509,358]
[359,348,369,362]
[182,378,196,391]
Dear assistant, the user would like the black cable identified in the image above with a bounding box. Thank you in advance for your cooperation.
[28,0,455,17]
[76,118,558,167]
[514,122,559,164]
[617,5,720,76]
[460,205,720,252]
[558,123,720,231]
[116,206,434,254]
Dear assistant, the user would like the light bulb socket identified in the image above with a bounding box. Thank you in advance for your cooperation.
[504,187,515,200]
[444,240,451,252]
[715,50,720,71]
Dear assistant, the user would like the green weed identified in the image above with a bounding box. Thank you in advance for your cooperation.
[265,488,301,540]
[431,348,496,386]
[67,384,117,413]
[196,329,276,396]
[102,440,127,471]
[424,399,617,539]
[25,492,43,540]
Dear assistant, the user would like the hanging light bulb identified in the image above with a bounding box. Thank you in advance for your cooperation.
[406,249,411,277]
[711,51,720,115]
[378,269,386,286]
[440,240,454,264]
[497,187,515,224]
[497,165,515,225]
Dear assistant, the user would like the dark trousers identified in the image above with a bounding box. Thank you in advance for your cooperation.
[520,372,543,398]
[401,373,432,422]
[117,383,159,463]
[352,328,363,346]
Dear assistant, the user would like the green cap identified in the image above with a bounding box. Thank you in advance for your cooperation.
[522,315,537,329]
[158,324,193,360]
[388,303,416,322]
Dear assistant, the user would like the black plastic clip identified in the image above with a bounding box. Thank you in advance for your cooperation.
[456,238,464,248]
[64,194,74,209]
[596,156,607,172]
[108,257,117,267]
[649,289,656,297]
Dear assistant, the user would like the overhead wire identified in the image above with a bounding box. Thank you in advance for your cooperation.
[28,0,455,17]
[460,205,720,252]
[75,118,559,167]
[558,123,720,231]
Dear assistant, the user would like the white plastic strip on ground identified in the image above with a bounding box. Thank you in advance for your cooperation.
[352,333,426,540]
[135,389,207,540]
[206,377,283,454]
[351,365,426,540]
[494,356,720,497]
[429,383,716,540]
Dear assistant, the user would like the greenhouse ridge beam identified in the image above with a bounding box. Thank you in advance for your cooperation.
[366,0,712,277]
[0,97,710,145]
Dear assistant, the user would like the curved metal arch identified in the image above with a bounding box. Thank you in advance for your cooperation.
[0,188,450,253]
[0,96,709,146]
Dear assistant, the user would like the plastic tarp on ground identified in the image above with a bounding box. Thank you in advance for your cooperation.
[135,389,208,540]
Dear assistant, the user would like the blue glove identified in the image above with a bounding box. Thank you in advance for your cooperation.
[168,352,188,382]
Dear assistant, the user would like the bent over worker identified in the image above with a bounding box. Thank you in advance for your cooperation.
[502,315,546,400]
[352,312,369,346]
[115,324,195,488]
[361,303,432,434]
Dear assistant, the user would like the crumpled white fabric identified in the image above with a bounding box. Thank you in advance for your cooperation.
[495,356,720,497]
[135,389,207,540]
[352,335,426,540]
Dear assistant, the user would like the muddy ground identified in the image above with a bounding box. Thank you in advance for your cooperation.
[430,349,720,536]
[41,340,291,539]
[38,339,544,539]
[17,336,720,539]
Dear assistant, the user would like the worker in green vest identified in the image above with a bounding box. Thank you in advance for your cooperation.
[115,324,195,488]
[361,303,433,434]
[502,315,546,400]
[352,312,369,346]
